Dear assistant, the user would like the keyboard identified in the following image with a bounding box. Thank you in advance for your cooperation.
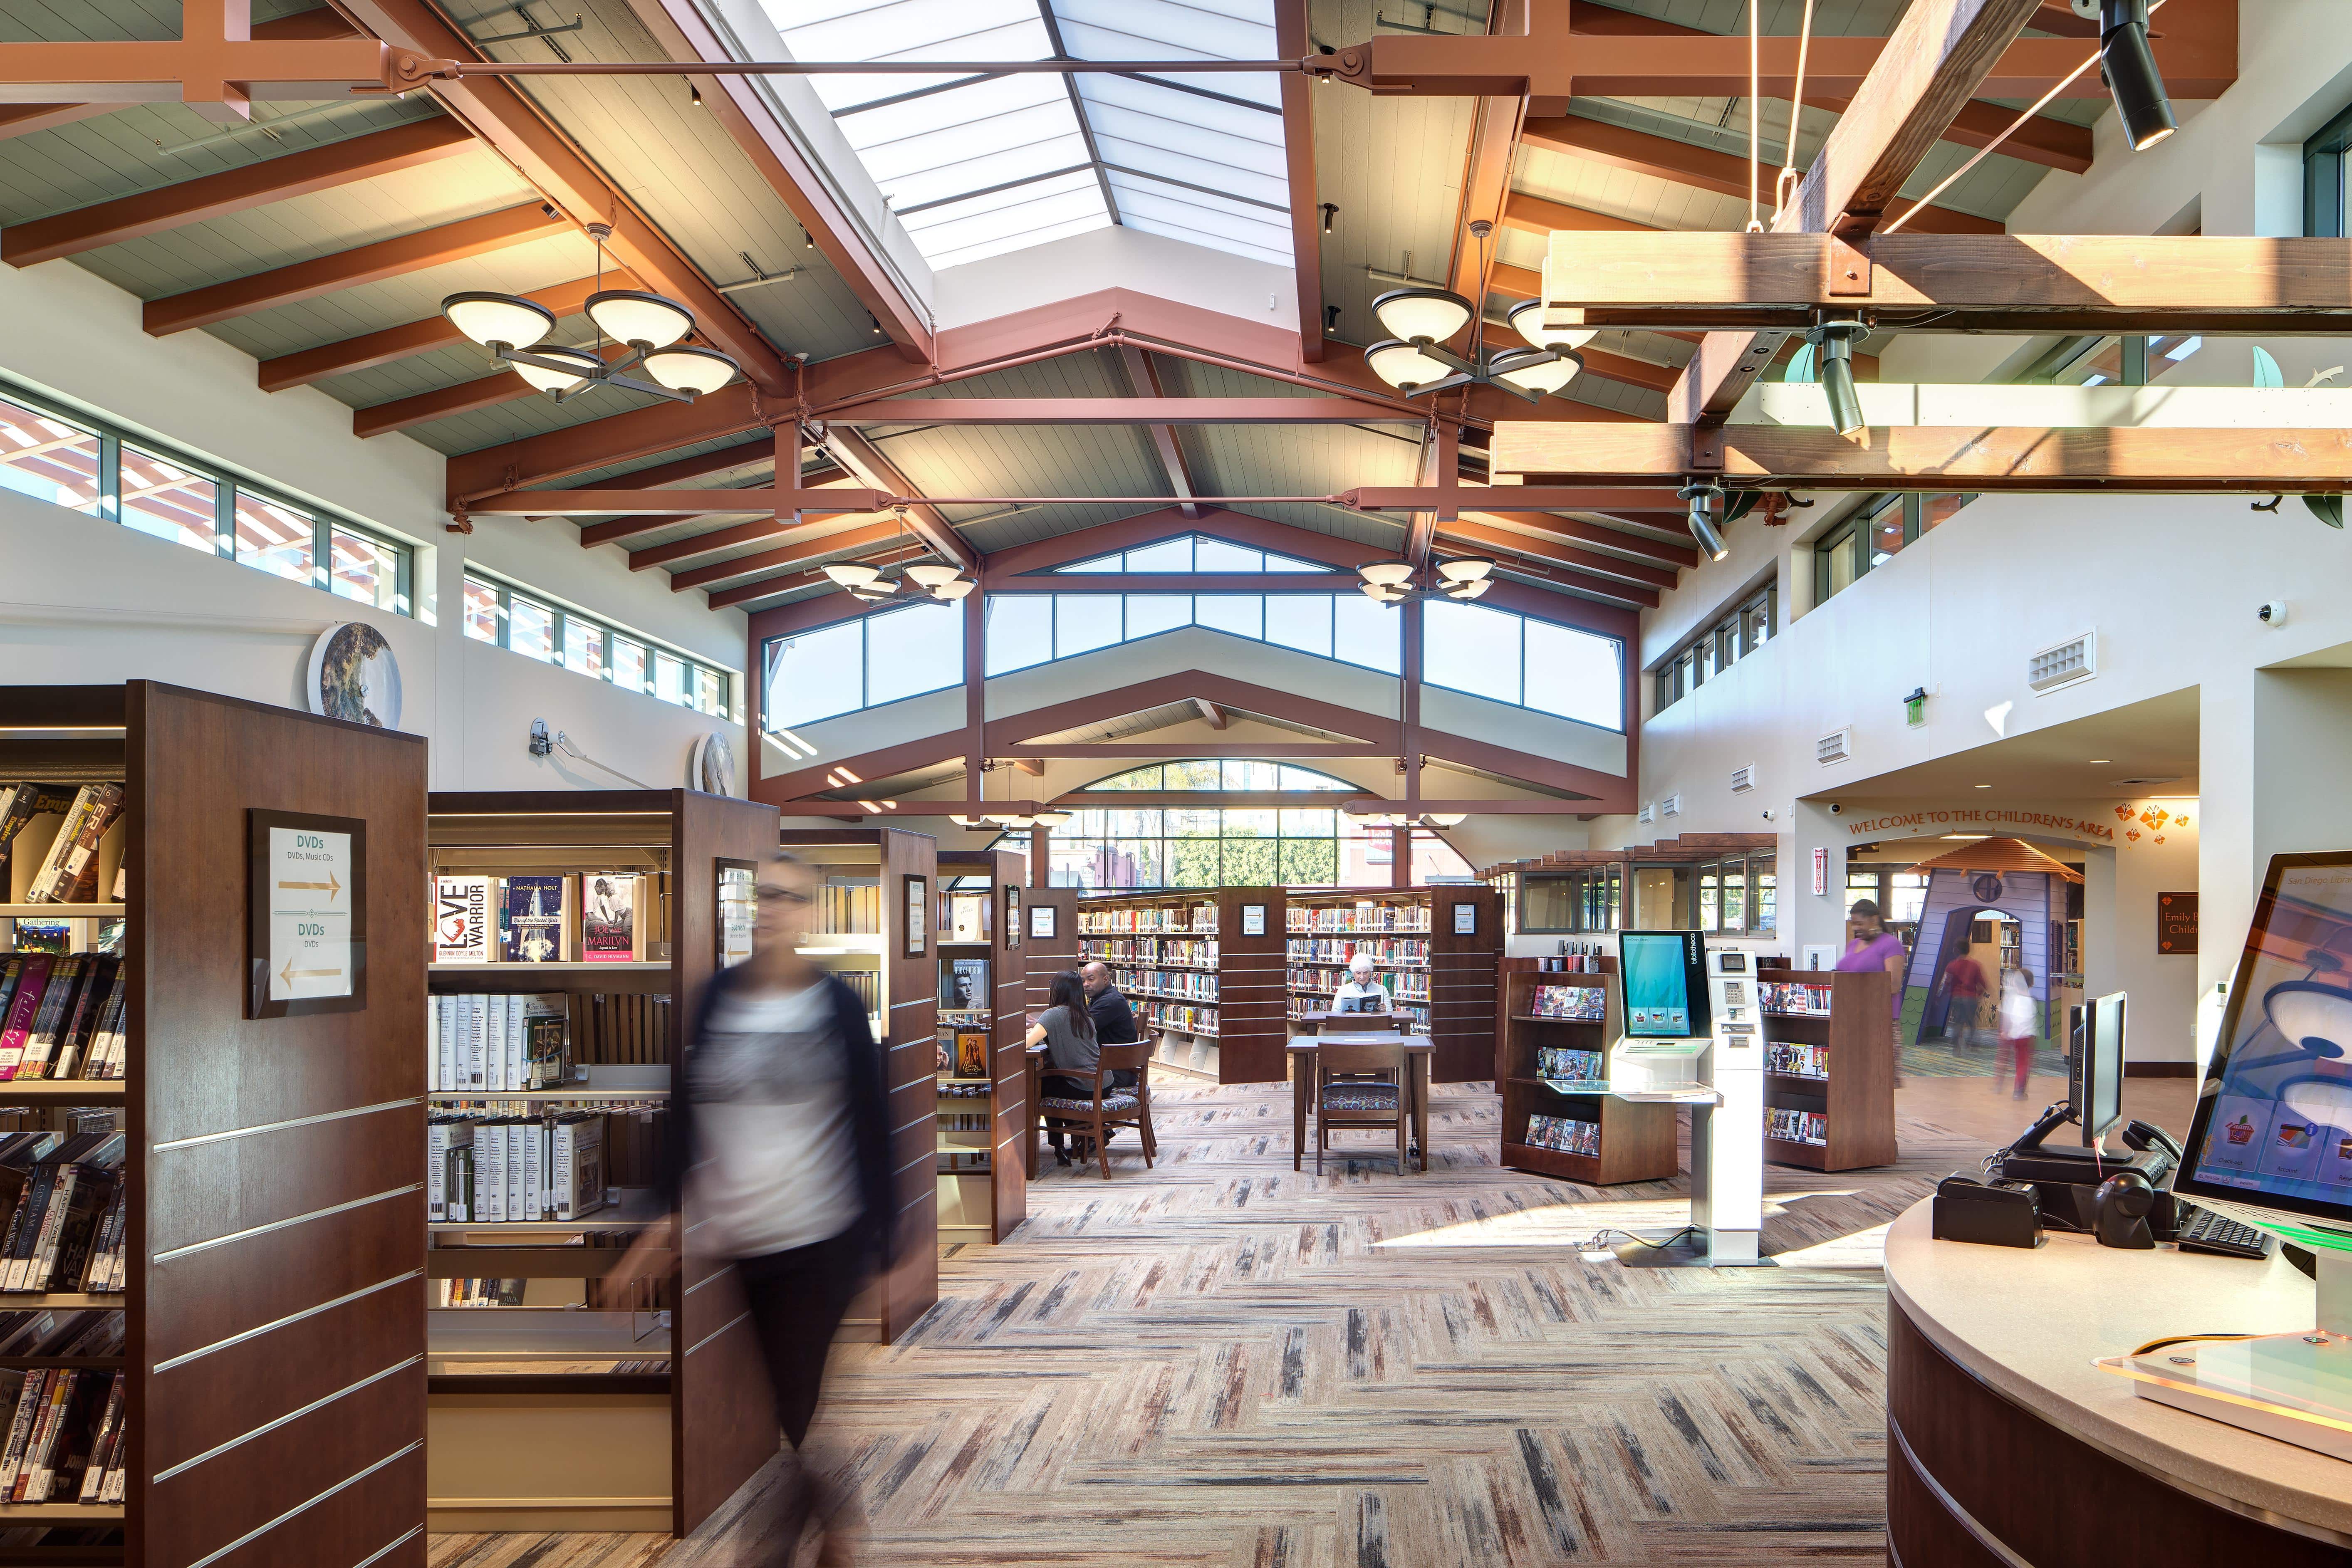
[2172,1204,2274,1260]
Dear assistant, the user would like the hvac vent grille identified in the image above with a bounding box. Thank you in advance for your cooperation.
[1817,728,1852,765]
[2029,631,2097,693]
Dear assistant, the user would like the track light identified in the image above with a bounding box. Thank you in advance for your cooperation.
[2099,0,2177,151]
[1680,481,1729,562]
[1320,203,1338,234]
[1805,317,1870,437]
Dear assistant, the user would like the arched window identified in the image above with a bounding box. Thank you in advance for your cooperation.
[992,759,1476,889]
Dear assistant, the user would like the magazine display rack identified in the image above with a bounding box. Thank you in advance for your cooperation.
[1756,967,1896,1172]
[1495,965,1676,1185]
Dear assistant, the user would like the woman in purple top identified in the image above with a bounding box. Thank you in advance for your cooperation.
[1837,898,1909,1085]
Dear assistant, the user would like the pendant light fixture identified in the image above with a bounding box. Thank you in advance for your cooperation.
[1354,555,1496,604]
[1362,223,1587,404]
[442,223,740,405]
[818,510,973,603]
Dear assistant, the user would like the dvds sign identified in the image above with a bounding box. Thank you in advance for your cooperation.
[248,809,367,1019]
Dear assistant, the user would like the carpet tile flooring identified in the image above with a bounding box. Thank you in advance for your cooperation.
[433,1079,2000,1568]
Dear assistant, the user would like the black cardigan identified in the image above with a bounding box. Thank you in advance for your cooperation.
[659,966,897,1267]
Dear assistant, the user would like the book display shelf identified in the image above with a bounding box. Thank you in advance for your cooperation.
[425,789,775,1540]
[1,683,429,1568]
[1077,888,1286,1083]
[1757,967,1896,1172]
[1495,965,1677,1185]
[774,828,939,1343]
[934,851,1027,1246]
[1287,888,1502,1082]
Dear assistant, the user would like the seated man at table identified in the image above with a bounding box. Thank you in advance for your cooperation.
[1081,960,1140,1090]
[1331,950,1392,1014]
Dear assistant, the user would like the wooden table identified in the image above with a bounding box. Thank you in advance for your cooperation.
[1290,1034,1433,1173]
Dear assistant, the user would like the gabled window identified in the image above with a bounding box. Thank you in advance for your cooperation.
[1048,534,1333,574]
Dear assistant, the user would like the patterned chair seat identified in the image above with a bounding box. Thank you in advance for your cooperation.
[1320,1082,1400,1112]
[1040,1092,1139,1113]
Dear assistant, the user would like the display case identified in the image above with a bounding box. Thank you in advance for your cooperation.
[1756,966,1896,1171]
[1494,965,1677,1185]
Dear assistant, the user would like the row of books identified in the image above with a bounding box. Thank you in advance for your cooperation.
[816,882,881,936]
[570,992,673,1066]
[1535,1046,1606,1084]
[1767,1107,1829,1145]
[836,969,881,1016]
[1523,1114,1600,1155]
[0,956,125,1081]
[1286,969,1430,1002]
[5,916,122,957]
[937,1008,990,1031]
[0,1365,124,1504]
[0,784,124,905]
[1760,981,1835,1016]
[1766,1041,1832,1078]
[1286,937,1429,967]
[434,873,655,964]
[1527,984,1607,1021]
[428,1113,607,1223]
[1116,967,1218,1002]
[429,994,565,1094]
[936,1079,990,1099]
[1080,937,1218,967]
[1287,903,1430,933]
[1138,999,1217,1036]
[0,1134,125,1296]
[1078,904,1216,934]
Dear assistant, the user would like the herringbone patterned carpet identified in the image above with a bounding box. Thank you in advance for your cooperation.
[433,1080,1983,1568]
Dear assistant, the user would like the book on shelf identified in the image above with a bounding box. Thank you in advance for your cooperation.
[0,786,42,865]
[1286,900,1430,933]
[431,1111,612,1223]
[435,875,493,964]
[0,1133,126,1295]
[580,873,645,962]
[953,1030,989,1080]
[1523,1113,1600,1155]
[0,957,126,1083]
[1759,981,1832,1016]
[1528,984,1606,1022]
[22,785,123,906]
[1535,1046,1607,1083]
[500,875,575,963]
[0,1363,123,1504]
[936,1008,990,1031]
[568,991,673,1068]
[430,993,572,1093]
[1767,1106,1829,1145]
[817,881,881,936]
[945,891,987,945]
[1765,1041,1831,1078]
[940,957,989,1012]
[834,969,880,1018]
[935,1078,990,1098]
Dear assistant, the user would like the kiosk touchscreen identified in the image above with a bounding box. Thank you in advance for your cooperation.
[2103,851,2352,1459]
[1620,930,1711,1040]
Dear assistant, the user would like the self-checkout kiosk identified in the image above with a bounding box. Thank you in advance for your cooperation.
[1607,932,1766,1266]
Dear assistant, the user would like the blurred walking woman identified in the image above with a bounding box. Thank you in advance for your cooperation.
[610,850,894,1566]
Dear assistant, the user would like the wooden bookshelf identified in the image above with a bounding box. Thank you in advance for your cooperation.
[1756,967,1896,1171]
[0,682,431,1568]
[1075,887,1285,1083]
[1286,887,1501,1083]
[426,789,777,1541]
[1495,965,1678,1185]
[936,849,1028,1246]
[776,828,940,1347]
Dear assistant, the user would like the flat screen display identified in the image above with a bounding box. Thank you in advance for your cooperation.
[1619,930,1711,1039]
[2072,992,2126,1145]
[2176,853,2352,1229]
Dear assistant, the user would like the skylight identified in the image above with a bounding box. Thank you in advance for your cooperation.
[759,0,1290,270]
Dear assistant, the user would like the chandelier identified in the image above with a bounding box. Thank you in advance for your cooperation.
[819,509,974,602]
[442,223,740,405]
[1355,555,1494,605]
[948,762,1072,831]
[1362,222,1592,403]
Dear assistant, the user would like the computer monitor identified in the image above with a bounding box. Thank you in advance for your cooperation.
[1618,930,1712,1039]
[2175,851,2352,1254]
[2072,992,2127,1147]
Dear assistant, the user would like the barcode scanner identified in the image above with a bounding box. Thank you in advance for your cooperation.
[2093,1168,2159,1249]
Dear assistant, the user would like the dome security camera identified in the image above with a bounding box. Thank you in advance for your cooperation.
[1828,802,1842,815]
[2259,600,2288,627]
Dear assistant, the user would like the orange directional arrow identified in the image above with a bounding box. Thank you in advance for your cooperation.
[279,959,343,987]
[277,872,342,898]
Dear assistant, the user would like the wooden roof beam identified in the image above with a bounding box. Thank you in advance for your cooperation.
[1668,0,2045,426]
[0,12,364,144]
[829,397,1418,425]
[4,116,477,266]
[1118,345,1203,520]
[1437,515,1679,590]
[817,427,975,572]
[1275,0,1325,361]
[0,7,393,121]
[1461,509,1696,569]
[465,485,886,519]
[671,517,906,594]
[142,202,568,336]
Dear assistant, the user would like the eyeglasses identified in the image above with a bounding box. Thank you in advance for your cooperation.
[756,884,812,905]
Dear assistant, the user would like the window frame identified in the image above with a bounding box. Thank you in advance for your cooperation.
[466,567,735,719]
[0,374,411,614]
[1654,581,1777,714]
[2307,96,2352,238]
[1516,865,1624,934]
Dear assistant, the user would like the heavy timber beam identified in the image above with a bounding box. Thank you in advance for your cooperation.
[830,398,1417,425]
[1489,422,2352,493]
[336,0,794,394]
[1463,509,1696,568]
[1543,233,2352,335]
[143,203,567,336]
[0,10,363,144]
[708,568,829,610]
[1325,15,2233,101]
[1671,0,2044,425]
[3,116,476,266]
[818,428,974,571]
[1436,515,1679,589]
[1118,345,1202,519]
[575,448,819,545]
[0,1,394,119]
[1499,192,1654,236]
[1342,484,1693,510]
[465,487,888,518]
[671,519,906,593]
[1562,0,2090,175]
[258,274,621,391]
[1275,0,1324,362]
[1446,0,1530,316]
[1519,115,2000,235]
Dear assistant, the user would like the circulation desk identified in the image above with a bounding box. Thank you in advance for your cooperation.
[1883,1197,2352,1565]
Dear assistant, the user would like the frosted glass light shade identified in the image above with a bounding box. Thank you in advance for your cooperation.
[1506,297,1596,351]
[904,563,963,588]
[1371,287,1473,344]
[586,289,694,349]
[1364,339,1456,391]
[1032,810,1074,827]
[1422,812,1467,826]
[1359,581,1402,603]
[1445,577,1493,599]
[642,346,739,395]
[511,346,602,393]
[1436,557,1493,583]
[443,291,555,349]
[822,561,882,588]
[1358,561,1414,586]
[1491,347,1582,396]
[930,576,976,600]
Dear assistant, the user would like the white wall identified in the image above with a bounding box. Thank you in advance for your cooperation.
[932,225,1299,336]
[0,252,748,793]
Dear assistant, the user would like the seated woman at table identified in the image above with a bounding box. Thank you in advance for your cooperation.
[1025,969,1101,1167]
[1331,950,1391,1013]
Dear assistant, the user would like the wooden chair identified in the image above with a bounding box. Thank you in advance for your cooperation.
[1314,1038,1409,1175]
[1037,1043,1156,1179]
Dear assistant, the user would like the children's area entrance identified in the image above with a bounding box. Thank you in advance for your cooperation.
[1853,838,2085,1084]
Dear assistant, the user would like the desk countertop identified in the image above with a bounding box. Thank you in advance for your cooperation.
[1885,1198,2352,1541]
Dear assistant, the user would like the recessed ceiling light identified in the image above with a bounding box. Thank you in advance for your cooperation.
[1973,783,1992,789]
[2088,759,2112,764]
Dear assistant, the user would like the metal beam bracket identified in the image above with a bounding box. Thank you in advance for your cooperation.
[1827,234,1874,298]
[1688,423,1725,472]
